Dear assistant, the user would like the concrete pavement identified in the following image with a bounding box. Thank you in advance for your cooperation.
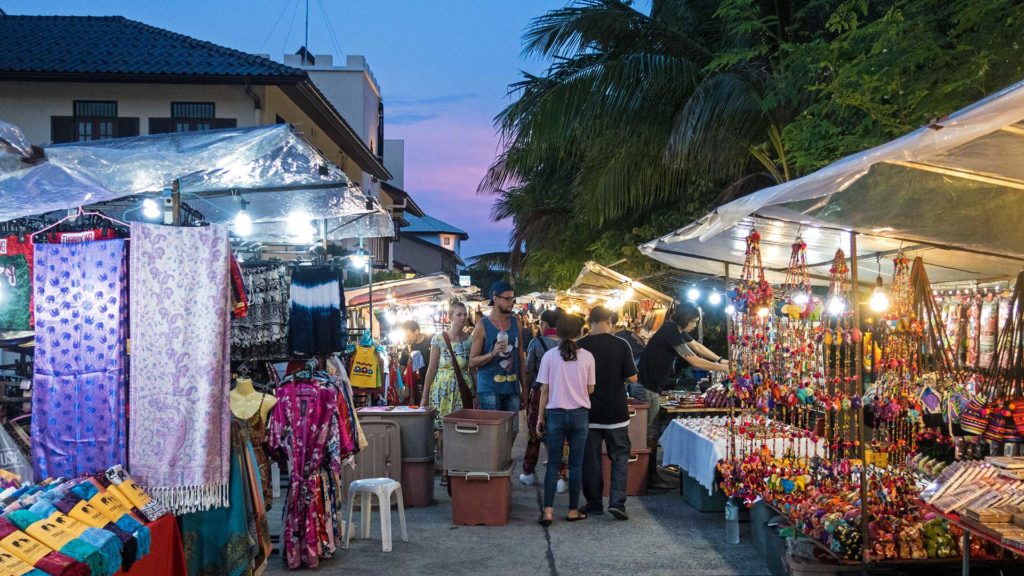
[264,414,769,576]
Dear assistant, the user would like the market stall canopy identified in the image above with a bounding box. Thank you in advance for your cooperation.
[569,261,675,306]
[0,121,394,240]
[346,274,455,308]
[641,78,1024,285]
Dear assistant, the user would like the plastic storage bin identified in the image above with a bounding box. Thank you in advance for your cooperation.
[626,399,649,450]
[400,456,436,508]
[358,406,437,460]
[343,420,402,485]
[750,500,769,556]
[600,449,650,496]
[448,463,513,526]
[680,472,727,512]
[442,409,514,472]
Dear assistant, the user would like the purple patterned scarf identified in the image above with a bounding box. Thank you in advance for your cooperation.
[32,240,127,479]
[128,223,231,514]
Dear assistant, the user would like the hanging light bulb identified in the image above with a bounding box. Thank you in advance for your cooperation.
[141,198,161,220]
[757,307,770,318]
[232,199,252,237]
[287,211,315,244]
[349,250,369,270]
[622,286,635,300]
[586,296,596,304]
[792,291,810,305]
[827,296,846,316]
[869,276,889,313]
[869,256,889,313]
[687,287,700,301]
[708,291,722,305]
[725,304,736,315]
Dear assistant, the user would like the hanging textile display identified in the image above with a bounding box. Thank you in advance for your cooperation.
[267,379,346,569]
[288,266,346,355]
[965,296,981,369]
[349,343,381,389]
[129,223,232,514]
[32,239,127,479]
[979,295,998,369]
[231,261,290,361]
[179,420,269,576]
[0,234,34,330]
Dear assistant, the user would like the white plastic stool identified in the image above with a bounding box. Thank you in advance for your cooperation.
[343,478,408,552]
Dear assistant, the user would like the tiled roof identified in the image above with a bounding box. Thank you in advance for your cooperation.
[0,15,306,80]
[404,214,469,239]
[0,14,392,179]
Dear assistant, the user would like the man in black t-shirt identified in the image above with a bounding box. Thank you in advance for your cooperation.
[633,304,731,448]
[579,306,637,520]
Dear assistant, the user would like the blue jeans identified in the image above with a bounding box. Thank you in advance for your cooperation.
[543,408,589,510]
[477,391,521,439]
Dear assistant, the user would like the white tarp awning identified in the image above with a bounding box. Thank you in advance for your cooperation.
[0,122,394,240]
[346,274,454,308]
[641,78,1024,284]
[569,261,675,306]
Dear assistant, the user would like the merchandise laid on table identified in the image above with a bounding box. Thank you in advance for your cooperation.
[645,226,1024,575]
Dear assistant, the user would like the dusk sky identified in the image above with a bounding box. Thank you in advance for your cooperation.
[7,0,583,256]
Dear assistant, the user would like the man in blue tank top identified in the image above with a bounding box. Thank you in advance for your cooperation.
[470,281,524,440]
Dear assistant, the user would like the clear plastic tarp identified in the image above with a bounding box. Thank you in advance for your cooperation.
[641,78,1024,282]
[0,120,32,158]
[569,261,675,305]
[0,122,394,239]
[346,274,455,308]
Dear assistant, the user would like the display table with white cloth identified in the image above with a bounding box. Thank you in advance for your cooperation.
[659,416,826,495]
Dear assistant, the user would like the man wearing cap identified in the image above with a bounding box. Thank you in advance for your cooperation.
[470,281,525,440]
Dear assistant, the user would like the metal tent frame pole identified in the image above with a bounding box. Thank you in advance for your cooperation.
[851,233,870,565]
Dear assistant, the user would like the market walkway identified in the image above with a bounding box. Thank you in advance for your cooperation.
[264,414,769,576]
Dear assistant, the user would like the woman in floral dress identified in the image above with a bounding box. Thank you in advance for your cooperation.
[420,301,473,424]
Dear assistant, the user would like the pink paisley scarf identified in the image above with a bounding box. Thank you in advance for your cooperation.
[128,223,231,514]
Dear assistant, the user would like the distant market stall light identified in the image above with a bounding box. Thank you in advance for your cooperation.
[708,291,722,305]
[687,287,700,301]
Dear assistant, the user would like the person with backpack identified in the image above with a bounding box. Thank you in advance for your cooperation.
[520,308,567,491]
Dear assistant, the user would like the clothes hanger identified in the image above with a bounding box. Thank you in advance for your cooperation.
[31,207,128,240]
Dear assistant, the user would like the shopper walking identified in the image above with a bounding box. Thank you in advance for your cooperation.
[521,308,568,492]
[579,306,637,520]
[470,281,525,440]
[421,301,474,422]
[536,314,594,525]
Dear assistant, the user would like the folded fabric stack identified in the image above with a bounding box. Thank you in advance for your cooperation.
[0,517,89,576]
[0,466,166,575]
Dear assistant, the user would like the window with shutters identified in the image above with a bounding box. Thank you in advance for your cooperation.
[171,102,215,132]
[73,101,117,141]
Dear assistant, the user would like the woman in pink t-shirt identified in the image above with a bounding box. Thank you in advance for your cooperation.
[536,314,595,525]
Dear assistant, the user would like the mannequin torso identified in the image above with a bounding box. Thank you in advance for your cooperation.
[230,378,277,424]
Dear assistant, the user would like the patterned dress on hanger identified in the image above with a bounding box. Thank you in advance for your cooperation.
[267,380,343,569]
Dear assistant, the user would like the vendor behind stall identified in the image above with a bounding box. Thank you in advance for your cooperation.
[631,304,730,447]
[400,320,433,398]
